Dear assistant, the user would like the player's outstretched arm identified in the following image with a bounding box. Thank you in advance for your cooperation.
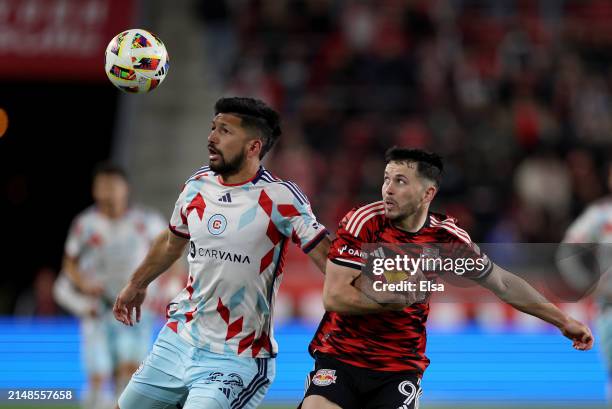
[307,236,332,274]
[478,264,594,351]
[323,260,406,314]
[113,229,188,326]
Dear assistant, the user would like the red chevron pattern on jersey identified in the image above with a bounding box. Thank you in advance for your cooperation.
[259,189,278,273]
[185,275,195,300]
[238,329,272,357]
[258,190,273,216]
[185,306,197,323]
[257,189,292,276]
[278,204,300,217]
[266,218,282,245]
[309,203,492,373]
[217,298,244,341]
[251,331,272,356]
[238,331,255,355]
[167,321,178,333]
[186,193,206,220]
[259,249,275,274]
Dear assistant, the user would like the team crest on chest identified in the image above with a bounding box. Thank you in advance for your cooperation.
[208,214,228,235]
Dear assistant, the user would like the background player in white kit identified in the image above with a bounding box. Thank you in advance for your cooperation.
[561,158,612,402]
[113,97,330,409]
[53,163,171,409]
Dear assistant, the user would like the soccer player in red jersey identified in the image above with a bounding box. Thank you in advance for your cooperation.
[300,148,594,409]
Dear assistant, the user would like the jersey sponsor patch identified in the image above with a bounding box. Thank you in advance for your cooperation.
[312,369,337,386]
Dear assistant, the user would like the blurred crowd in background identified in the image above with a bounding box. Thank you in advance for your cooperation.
[8,0,612,323]
[200,0,612,244]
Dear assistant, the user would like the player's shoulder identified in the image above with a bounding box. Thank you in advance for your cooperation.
[73,205,99,224]
[68,206,100,235]
[256,168,310,205]
[585,197,612,214]
[340,201,386,238]
[184,164,212,185]
[428,212,473,244]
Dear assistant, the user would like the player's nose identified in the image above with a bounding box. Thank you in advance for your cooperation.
[207,130,219,143]
[383,183,394,195]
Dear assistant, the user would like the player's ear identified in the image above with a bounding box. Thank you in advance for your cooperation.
[248,138,263,158]
[422,184,437,204]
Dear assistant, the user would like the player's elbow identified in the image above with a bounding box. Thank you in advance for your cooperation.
[322,286,344,312]
[322,289,338,312]
[323,285,355,313]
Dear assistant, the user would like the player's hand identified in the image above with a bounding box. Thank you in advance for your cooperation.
[113,282,147,326]
[86,306,99,318]
[559,317,594,351]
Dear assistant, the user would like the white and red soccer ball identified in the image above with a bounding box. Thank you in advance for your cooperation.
[104,28,169,93]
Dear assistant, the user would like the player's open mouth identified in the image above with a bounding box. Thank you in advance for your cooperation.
[384,199,396,208]
[209,146,221,161]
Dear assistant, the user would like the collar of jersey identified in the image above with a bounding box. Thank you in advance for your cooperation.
[216,166,265,187]
[387,213,431,235]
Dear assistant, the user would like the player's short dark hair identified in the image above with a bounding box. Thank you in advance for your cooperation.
[93,161,128,182]
[385,147,444,187]
[214,97,281,159]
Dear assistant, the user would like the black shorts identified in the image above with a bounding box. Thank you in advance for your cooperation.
[300,354,423,409]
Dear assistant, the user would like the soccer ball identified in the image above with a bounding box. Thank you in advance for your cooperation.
[104,29,169,93]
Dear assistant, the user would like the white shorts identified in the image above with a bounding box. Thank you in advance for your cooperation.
[118,325,275,409]
[81,310,155,376]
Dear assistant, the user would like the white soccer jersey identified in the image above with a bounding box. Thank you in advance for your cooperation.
[65,206,167,307]
[563,198,612,305]
[166,165,327,358]
[564,199,612,244]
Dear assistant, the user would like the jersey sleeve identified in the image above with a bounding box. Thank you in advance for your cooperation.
[438,217,493,280]
[328,208,372,271]
[275,183,328,253]
[563,205,603,243]
[169,185,191,239]
[64,216,85,258]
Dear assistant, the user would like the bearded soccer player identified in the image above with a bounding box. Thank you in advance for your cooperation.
[113,97,330,409]
[301,148,593,409]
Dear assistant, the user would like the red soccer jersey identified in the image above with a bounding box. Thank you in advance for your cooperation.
[309,201,492,373]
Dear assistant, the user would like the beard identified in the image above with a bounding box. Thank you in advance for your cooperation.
[385,201,420,222]
[209,148,247,176]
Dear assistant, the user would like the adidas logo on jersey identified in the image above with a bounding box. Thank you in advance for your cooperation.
[370,247,385,258]
[218,193,232,203]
